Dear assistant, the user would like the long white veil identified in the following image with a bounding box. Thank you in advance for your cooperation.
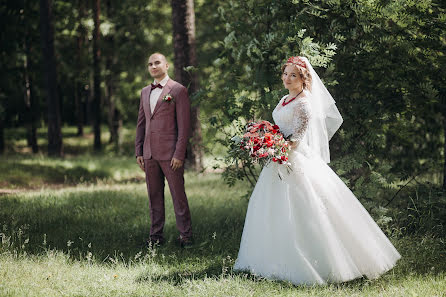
[300,57,343,163]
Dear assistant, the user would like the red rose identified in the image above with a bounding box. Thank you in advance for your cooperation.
[273,124,279,130]
[272,157,278,162]
[266,140,274,147]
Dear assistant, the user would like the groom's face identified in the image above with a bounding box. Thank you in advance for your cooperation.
[148,54,169,80]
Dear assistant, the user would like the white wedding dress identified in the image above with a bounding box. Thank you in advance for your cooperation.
[233,94,401,285]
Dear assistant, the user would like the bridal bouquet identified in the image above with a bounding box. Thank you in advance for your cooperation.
[231,120,291,167]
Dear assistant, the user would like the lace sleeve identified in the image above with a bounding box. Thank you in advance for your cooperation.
[290,99,311,144]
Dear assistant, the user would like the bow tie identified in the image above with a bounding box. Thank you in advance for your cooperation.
[151,83,163,90]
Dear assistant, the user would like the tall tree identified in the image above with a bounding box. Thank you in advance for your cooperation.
[23,36,39,153]
[0,104,4,154]
[75,0,87,136]
[104,0,121,151]
[171,0,203,171]
[443,88,446,190]
[23,4,39,153]
[40,0,62,156]
[92,0,101,151]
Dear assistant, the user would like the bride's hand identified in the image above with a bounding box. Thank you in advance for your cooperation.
[289,141,298,149]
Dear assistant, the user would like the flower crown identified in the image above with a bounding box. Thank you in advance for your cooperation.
[286,56,306,68]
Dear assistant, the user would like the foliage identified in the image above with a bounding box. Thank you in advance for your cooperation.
[318,0,446,190]
[389,183,446,237]
[195,0,445,198]
[196,0,337,188]
[1,0,173,130]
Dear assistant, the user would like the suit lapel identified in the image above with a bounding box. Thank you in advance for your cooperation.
[151,79,173,118]
[146,88,153,118]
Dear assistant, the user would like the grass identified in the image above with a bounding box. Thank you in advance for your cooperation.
[3,126,136,156]
[1,171,445,296]
[0,155,143,189]
[0,127,445,296]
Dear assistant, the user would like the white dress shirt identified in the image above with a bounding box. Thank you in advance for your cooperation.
[150,75,169,114]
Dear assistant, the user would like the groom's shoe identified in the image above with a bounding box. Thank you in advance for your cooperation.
[147,237,165,247]
[177,235,194,248]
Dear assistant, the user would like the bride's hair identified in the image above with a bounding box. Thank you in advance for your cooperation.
[281,61,312,91]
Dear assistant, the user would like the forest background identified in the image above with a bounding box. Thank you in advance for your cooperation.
[0,0,445,296]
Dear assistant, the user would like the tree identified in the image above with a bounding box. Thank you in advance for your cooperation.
[23,36,39,153]
[194,0,444,199]
[75,0,88,136]
[442,85,446,190]
[92,0,101,151]
[0,104,4,154]
[171,0,203,171]
[104,0,121,151]
[23,5,39,153]
[196,0,335,187]
[40,0,62,156]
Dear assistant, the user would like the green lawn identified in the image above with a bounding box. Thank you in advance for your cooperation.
[0,128,445,296]
[0,163,445,296]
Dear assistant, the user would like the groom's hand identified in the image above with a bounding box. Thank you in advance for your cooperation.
[136,156,145,171]
[170,158,184,171]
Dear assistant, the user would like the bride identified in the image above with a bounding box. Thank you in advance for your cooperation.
[233,56,401,285]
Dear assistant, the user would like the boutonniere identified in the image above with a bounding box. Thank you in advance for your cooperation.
[162,94,174,103]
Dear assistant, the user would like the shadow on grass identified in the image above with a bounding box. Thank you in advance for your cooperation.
[1,183,446,287]
[136,261,224,285]
[0,162,110,187]
[0,188,245,265]
[4,126,135,156]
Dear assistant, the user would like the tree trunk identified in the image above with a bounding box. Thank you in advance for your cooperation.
[104,36,118,146]
[75,0,86,136]
[443,88,446,190]
[24,31,39,153]
[40,0,62,157]
[171,0,203,171]
[0,116,4,155]
[104,62,114,142]
[92,0,101,151]
[112,109,122,153]
[105,73,119,145]
[103,0,120,152]
[74,81,84,136]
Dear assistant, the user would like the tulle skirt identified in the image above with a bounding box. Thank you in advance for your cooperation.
[233,145,401,285]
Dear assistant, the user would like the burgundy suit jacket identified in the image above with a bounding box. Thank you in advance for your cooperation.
[135,79,191,160]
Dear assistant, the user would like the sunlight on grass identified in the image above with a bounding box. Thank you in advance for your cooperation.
[1,171,445,296]
[0,155,145,189]
[1,127,445,296]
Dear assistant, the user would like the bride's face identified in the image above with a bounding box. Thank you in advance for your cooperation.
[282,65,303,92]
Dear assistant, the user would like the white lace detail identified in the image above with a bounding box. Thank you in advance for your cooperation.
[272,95,311,145]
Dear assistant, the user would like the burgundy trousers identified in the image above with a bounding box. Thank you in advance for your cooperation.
[144,159,192,240]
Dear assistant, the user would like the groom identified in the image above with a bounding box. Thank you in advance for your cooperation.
[135,52,193,247]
